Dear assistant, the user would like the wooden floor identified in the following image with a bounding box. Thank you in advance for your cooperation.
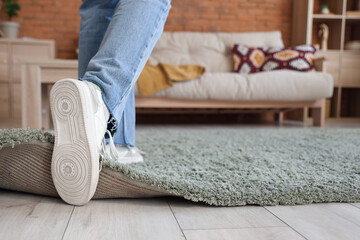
[1,190,360,240]
[1,121,360,240]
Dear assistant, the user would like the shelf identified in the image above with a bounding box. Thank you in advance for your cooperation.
[344,20,360,50]
[346,14,360,20]
[317,49,341,54]
[340,88,360,118]
[346,17,360,22]
[312,18,342,50]
[326,117,360,123]
[346,0,360,15]
[292,0,360,120]
[313,14,343,19]
[342,49,360,53]
[313,0,345,15]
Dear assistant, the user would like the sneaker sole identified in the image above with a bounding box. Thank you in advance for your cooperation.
[50,78,99,206]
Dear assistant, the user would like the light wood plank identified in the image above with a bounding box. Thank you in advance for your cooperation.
[0,82,10,119]
[312,98,326,127]
[21,64,42,129]
[340,52,360,87]
[11,43,53,83]
[315,51,341,86]
[0,38,55,45]
[169,199,285,230]
[352,203,360,209]
[0,42,8,82]
[41,68,77,84]
[0,190,74,240]
[266,203,360,240]
[63,199,185,240]
[12,82,21,120]
[184,227,305,240]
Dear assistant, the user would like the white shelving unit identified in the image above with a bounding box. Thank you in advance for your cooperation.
[292,0,360,120]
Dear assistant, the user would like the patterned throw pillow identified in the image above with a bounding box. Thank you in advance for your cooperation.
[261,45,318,72]
[232,44,266,74]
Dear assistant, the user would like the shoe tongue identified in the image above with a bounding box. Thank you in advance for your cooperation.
[90,83,110,122]
[84,81,109,151]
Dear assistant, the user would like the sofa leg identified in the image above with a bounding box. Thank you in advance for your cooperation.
[275,112,284,125]
[312,99,326,127]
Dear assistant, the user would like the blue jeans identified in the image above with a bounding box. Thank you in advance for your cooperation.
[78,0,171,146]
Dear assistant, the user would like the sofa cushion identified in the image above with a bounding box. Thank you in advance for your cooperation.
[149,31,284,73]
[262,45,318,72]
[135,70,333,101]
[232,44,266,74]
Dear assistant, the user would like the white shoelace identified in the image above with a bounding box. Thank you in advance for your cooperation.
[83,81,145,170]
[99,130,146,171]
[98,130,117,171]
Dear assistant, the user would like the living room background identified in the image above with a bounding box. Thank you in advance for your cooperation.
[0,0,292,59]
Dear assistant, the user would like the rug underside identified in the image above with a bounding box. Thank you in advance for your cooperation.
[1,128,359,206]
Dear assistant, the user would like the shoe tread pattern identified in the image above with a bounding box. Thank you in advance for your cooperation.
[50,79,98,205]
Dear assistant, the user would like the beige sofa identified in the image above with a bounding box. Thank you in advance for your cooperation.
[135,31,333,126]
[21,31,333,129]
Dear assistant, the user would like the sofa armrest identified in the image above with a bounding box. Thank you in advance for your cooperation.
[313,57,325,72]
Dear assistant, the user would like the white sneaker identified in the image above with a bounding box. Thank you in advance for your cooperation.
[105,141,144,164]
[50,78,109,205]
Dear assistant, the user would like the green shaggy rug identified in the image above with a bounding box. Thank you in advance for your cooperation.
[1,128,360,206]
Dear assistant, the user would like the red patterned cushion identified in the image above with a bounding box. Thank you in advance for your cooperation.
[261,45,318,72]
[232,44,266,74]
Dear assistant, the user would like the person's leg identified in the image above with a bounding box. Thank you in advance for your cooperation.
[49,0,117,206]
[50,0,171,205]
[79,0,172,146]
[112,87,135,146]
[78,0,118,79]
[78,0,134,146]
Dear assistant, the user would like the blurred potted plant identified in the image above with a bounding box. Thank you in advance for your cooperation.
[0,0,21,38]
